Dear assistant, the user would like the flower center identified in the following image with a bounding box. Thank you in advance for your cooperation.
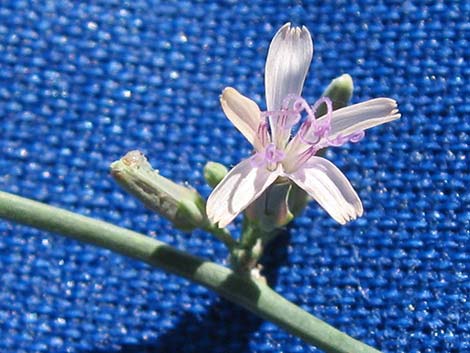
[256,95,366,173]
[251,143,285,170]
[264,143,285,164]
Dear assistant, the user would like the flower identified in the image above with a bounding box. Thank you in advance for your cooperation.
[207,23,400,228]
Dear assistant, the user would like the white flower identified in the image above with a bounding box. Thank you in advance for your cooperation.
[207,23,400,227]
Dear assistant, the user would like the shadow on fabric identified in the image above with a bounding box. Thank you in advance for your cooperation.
[89,228,292,353]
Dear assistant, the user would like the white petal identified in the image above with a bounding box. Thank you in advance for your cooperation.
[288,157,363,224]
[265,23,313,111]
[220,87,263,151]
[206,158,280,227]
[319,98,400,139]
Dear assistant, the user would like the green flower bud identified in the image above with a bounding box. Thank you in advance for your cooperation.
[110,150,207,231]
[318,73,354,116]
[203,161,228,188]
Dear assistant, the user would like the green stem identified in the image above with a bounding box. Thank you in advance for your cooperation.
[0,190,381,353]
[202,223,237,250]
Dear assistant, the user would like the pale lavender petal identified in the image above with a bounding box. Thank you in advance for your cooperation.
[265,23,313,111]
[206,158,280,227]
[220,87,264,151]
[318,98,400,139]
[288,157,363,224]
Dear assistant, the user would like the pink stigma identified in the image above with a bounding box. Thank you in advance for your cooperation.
[251,143,285,168]
[264,143,285,164]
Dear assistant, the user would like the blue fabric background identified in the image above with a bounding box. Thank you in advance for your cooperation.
[0,1,468,352]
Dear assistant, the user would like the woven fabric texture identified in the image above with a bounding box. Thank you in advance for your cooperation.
[0,1,469,352]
